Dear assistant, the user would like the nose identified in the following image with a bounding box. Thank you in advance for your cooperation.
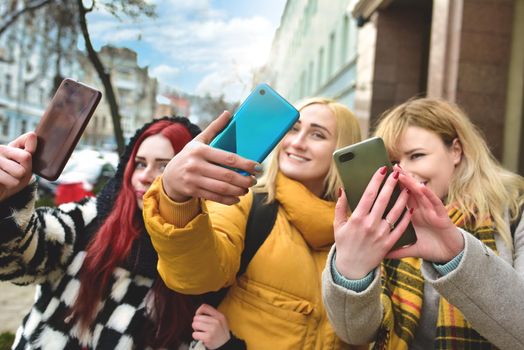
[289,131,307,149]
[398,161,417,179]
[138,165,156,184]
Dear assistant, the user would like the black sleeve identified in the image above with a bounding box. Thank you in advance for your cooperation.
[216,332,247,350]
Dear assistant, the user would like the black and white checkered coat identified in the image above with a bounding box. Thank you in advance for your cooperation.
[0,183,187,350]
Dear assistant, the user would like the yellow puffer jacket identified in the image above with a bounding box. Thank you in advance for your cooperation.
[144,173,365,350]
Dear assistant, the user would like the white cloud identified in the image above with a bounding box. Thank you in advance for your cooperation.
[150,64,181,84]
[87,1,279,102]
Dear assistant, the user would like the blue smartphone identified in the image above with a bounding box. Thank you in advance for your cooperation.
[210,83,299,168]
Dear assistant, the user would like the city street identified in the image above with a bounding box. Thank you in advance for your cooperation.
[0,282,35,333]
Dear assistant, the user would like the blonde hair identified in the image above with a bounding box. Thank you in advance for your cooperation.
[255,97,362,202]
[374,98,524,250]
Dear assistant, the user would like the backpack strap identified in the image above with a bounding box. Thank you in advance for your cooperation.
[201,191,279,307]
[237,192,279,276]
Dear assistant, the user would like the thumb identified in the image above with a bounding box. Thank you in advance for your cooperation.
[334,188,349,230]
[9,132,37,151]
[195,110,232,144]
[24,132,37,154]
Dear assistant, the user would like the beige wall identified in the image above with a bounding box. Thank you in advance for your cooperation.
[454,0,514,160]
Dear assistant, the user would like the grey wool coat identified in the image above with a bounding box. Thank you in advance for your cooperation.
[322,216,524,350]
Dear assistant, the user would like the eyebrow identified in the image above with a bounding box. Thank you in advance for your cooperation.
[404,148,425,155]
[295,120,333,135]
[135,156,172,162]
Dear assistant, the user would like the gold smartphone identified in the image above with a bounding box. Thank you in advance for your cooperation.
[333,137,417,250]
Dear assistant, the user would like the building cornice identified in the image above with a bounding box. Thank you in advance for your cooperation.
[351,0,394,20]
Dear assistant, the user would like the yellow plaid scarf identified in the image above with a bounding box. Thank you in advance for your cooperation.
[373,207,497,350]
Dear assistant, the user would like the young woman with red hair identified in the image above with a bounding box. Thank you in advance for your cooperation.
[0,117,245,349]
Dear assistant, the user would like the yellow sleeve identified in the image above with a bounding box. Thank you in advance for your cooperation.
[143,176,252,294]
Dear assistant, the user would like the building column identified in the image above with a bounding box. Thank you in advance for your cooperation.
[503,0,524,173]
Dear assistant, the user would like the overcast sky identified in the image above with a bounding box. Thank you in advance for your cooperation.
[85,0,287,102]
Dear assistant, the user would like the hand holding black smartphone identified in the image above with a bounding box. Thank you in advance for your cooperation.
[32,79,102,181]
[333,137,417,250]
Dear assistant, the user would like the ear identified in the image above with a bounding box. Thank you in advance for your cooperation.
[450,138,463,166]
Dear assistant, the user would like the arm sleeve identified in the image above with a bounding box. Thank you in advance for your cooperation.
[0,182,96,285]
[322,245,383,345]
[143,176,251,295]
[421,220,524,349]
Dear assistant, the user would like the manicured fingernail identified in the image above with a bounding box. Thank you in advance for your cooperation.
[338,187,343,198]
[393,171,399,179]
[409,208,414,214]
[252,177,257,185]
[254,164,263,172]
[380,166,388,175]
[406,189,410,194]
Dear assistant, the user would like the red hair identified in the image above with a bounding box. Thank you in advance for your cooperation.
[72,120,196,347]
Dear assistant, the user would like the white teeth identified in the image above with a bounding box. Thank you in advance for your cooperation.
[288,154,307,161]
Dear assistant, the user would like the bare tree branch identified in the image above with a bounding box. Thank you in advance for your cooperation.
[0,0,54,36]
[77,0,125,154]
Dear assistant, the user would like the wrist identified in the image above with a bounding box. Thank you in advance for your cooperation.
[442,228,465,262]
[335,251,374,280]
[161,176,191,203]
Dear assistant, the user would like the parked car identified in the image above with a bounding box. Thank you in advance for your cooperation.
[36,148,117,205]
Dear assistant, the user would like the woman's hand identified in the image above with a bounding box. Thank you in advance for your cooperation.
[162,111,260,205]
[0,132,37,202]
[192,304,231,350]
[386,168,464,263]
[334,166,413,279]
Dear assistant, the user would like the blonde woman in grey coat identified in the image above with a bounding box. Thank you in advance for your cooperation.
[322,98,524,350]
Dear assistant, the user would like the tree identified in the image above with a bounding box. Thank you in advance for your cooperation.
[0,0,156,154]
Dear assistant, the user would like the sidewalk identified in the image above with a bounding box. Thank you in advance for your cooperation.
[0,282,35,333]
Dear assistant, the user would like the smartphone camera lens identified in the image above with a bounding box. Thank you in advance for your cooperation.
[259,89,266,95]
[339,152,354,162]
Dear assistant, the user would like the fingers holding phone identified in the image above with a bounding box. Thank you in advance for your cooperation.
[161,111,260,206]
[0,132,37,202]
[334,167,413,279]
[386,172,464,262]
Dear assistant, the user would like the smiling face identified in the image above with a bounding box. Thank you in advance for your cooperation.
[277,103,338,196]
[395,126,462,200]
[131,134,175,209]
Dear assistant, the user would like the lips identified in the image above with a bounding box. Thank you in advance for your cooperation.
[287,152,310,162]
[135,190,146,198]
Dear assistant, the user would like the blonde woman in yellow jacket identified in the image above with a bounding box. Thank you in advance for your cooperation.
[142,98,365,350]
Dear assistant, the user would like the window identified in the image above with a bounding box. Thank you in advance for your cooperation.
[21,120,27,134]
[328,32,336,77]
[5,74,12,97]
[300,70,306,98]
[317,47,324,88]
[308,61,314,94]
[0,116,8,136]
[341,15,349,64]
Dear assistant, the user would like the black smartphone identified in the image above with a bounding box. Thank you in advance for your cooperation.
[209,83,299,167]
[33,78,102,181]
[333,137,417,250]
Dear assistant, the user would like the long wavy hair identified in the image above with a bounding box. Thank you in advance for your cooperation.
[255,97,362,202]
[374,98,524,250]
[72,118,199,348]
